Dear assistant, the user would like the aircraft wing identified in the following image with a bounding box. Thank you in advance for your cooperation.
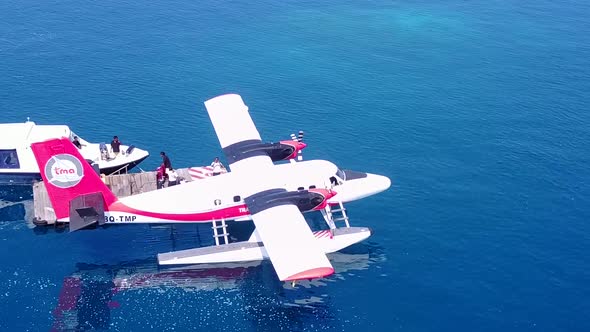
[204,94,274,174]
[206,95,333,281]
[245,190,334,281]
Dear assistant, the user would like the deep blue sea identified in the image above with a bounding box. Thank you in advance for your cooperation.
[1,0,590,331]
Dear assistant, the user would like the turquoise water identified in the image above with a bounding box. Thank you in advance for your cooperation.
[1,0,590,331]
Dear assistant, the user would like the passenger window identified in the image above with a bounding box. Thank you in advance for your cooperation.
[309,185,316,189]
[0,150,20,169]
[214,199,221,206]
[233,195,241,202]
[297,187,304,191]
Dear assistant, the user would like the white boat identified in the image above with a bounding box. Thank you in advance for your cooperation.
[0,120,149,184]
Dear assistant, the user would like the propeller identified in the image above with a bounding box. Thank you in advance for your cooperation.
[297,130,304,142]
[289,131,305,161]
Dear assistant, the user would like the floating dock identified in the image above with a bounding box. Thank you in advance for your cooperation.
[33,168,195,225]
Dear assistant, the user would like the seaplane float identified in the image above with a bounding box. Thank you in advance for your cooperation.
[31,94,391,284]
[0,120,149,184]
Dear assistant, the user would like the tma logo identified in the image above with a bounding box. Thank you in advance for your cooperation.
[44,154,84,188]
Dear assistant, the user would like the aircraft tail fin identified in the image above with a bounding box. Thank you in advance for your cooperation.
[31,138,118,222]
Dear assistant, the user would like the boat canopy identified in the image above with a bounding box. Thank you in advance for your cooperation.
[0,121,72,149]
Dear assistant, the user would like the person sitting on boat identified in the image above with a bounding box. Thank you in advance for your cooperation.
[211,157,225,176]
[110,136,122,157]
[72,136,84,149]
[99,143,110,160]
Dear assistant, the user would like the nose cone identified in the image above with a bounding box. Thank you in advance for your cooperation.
[367,173,391,194]
[327,171,391,203]
[297,142,307,151]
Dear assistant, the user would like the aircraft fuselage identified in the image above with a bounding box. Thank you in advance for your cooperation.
[81,159,390,224]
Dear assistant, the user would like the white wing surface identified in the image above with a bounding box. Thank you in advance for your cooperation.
[204,94,273,174]
[248,204,334,281]
[204,94,260,148]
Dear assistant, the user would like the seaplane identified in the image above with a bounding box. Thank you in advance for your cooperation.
[31,94,391,283]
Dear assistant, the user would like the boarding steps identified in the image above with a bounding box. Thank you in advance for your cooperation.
[322,201,350,230]
[212,218,229,246]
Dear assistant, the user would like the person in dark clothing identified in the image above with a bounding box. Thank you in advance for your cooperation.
[110,136,122,157]
[160,152,172,169]
[72,136,83,149]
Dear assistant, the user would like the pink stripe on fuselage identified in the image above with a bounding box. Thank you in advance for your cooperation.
[109,201,250,222]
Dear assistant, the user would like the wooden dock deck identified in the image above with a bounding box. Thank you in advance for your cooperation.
[33,168,194,225]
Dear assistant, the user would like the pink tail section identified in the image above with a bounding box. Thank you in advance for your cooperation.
[31,138,117,220]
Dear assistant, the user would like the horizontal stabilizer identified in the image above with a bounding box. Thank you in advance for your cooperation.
[69,192,106,232]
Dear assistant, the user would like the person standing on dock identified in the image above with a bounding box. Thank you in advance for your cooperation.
[110,136,122,157]
[156,165,166,189]
[160,151,172,170]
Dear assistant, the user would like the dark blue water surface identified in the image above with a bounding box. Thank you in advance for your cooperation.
[1,0,589,331]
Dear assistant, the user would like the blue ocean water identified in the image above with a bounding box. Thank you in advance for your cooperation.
[1,0,590,331]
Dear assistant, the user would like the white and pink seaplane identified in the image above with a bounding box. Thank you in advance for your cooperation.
[31,94,391,283]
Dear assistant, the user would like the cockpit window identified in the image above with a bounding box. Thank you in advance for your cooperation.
[0,150,20,169]
[330,169,346,187]
[336,168,346,181]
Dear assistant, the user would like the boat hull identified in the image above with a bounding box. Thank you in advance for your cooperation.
[0,172,41,185]
[98,155,149,175]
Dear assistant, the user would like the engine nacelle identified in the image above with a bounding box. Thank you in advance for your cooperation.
[295,188,336,211]
[223,140,307,164]
[267,140,307,162]
[246,188,336,215]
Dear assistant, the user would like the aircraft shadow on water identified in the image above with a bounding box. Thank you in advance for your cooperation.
[48,244,382,332]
